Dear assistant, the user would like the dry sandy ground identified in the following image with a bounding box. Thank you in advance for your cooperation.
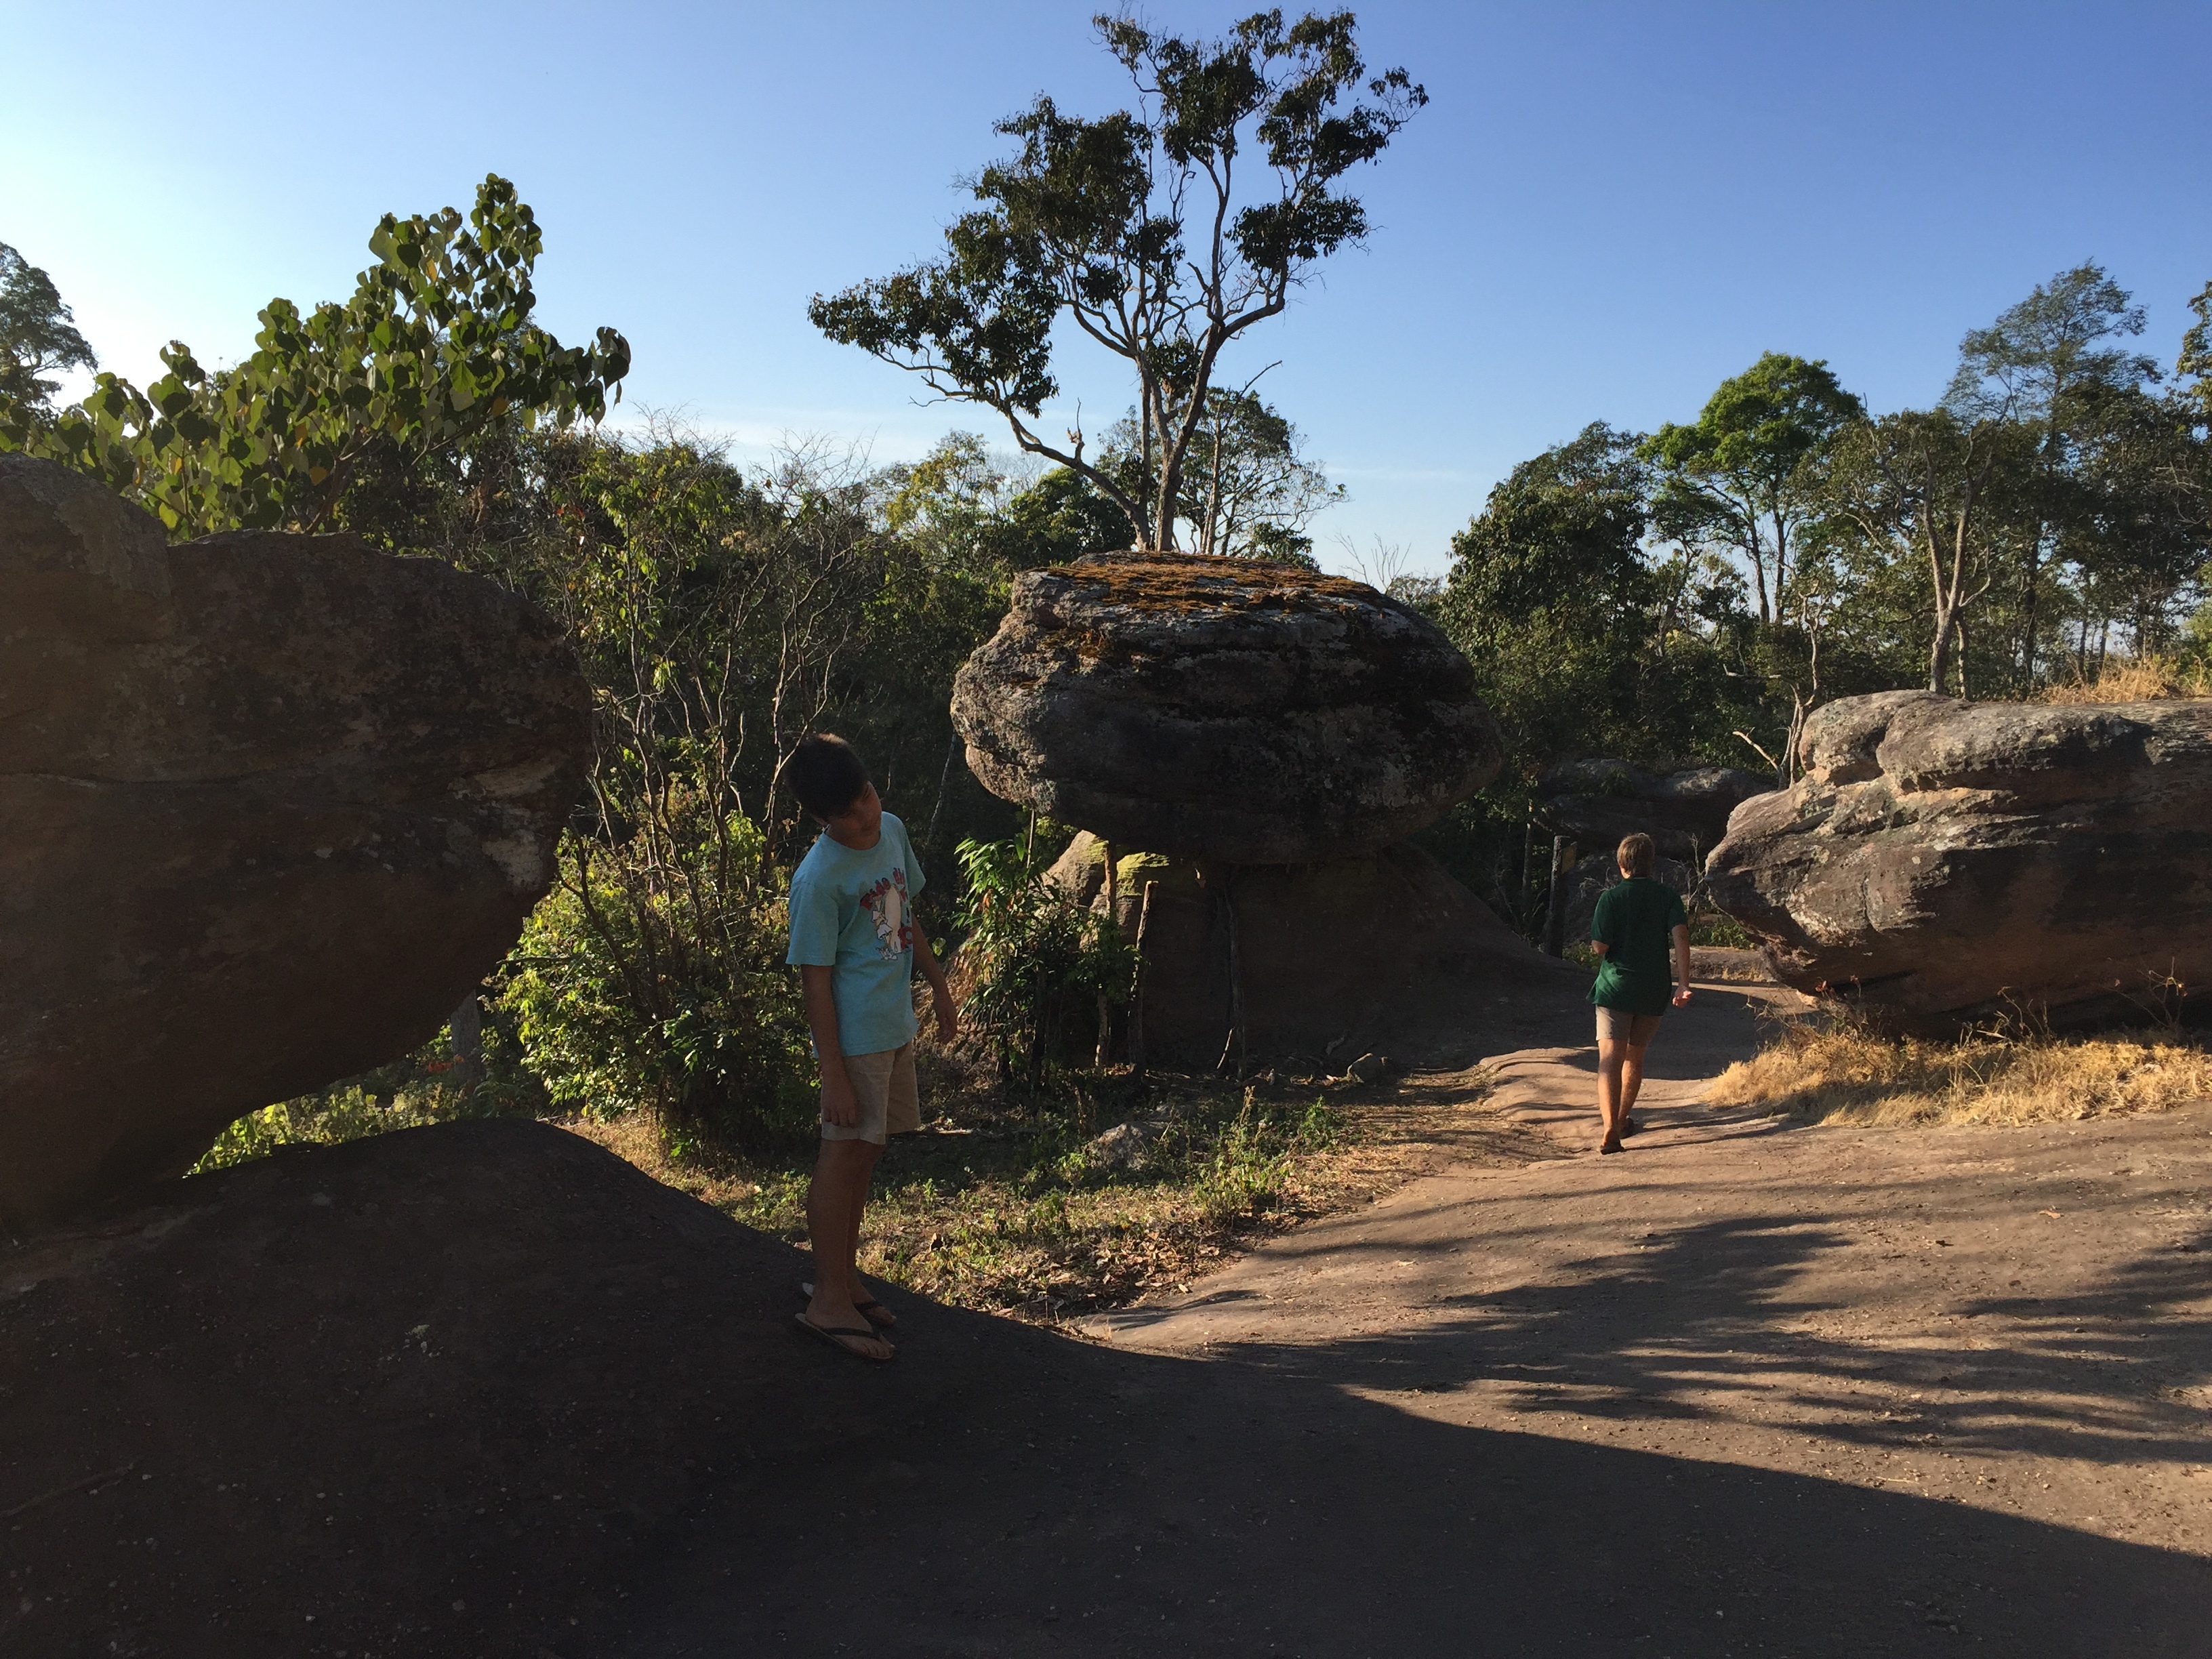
[5,979,2208,1658]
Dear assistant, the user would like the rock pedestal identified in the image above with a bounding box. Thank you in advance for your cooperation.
[0,456,591,1229]
[953,555,1503,866]
[1047,833,1570,1069]
[1704,690,2212,1032]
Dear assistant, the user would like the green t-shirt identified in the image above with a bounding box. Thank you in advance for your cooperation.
[1588,878,1689,1015]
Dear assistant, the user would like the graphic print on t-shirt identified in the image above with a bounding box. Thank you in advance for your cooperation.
[861,867,912,960]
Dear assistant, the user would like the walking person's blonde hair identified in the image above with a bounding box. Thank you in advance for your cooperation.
[1616,832,1656,878]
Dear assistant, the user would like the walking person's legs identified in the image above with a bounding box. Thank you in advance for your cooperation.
[1595,1035,1629,1151]
[1617,1015,1660,1130]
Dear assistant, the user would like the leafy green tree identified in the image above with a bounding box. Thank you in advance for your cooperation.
[1942,261,2161,683]
[1,176,629,538]
[1816,409,2037,693]
[1642,352,1865,626]
[0,243,96,414]
[1438,423,1744,771]
[809,9,1421,553]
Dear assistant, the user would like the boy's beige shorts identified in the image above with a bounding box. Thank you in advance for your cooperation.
[821,1043,920,1144]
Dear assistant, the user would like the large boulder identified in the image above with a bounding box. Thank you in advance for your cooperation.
[0,456,590,1229]
[952,554,1503,865]
[1704,689,2212,1032]
[1538,758,1771,861]
[1045,832,1573,1067]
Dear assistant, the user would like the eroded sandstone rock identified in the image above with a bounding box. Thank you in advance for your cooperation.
[1704,690,2212,1031]
[0,456,590,1228]
[952,555,1503,865]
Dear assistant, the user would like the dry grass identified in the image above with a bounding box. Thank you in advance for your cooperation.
[2036,655,2212,703]
[563,1070,1483,1324]
[1706,1019,2212,1128]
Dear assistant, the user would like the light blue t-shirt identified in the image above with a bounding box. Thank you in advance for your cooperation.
[785,811,924,1057]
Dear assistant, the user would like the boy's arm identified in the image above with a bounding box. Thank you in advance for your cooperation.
[910,928,959,1044]
[800,965,860,1126]
[1671,923,1693,1008]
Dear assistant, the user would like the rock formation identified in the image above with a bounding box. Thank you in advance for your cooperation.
[952,554,1503,865]
[1047,833,1573,1068]
[0,455,591,1229]
[1704,689,2212,1031]
[1538,758,1770,861]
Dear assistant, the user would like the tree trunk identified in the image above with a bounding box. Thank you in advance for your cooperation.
[449,994,485,1092]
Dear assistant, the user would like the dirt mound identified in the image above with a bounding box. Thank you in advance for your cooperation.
[0,1119,959,1658]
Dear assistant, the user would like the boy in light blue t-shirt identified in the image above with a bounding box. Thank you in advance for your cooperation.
[783,733,957,1361]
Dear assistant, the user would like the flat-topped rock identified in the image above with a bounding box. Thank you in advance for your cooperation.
[0,456,590,1229]
[1704,690,2212,1032]
[951,554,1502,865]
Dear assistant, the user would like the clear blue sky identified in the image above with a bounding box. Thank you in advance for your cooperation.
[6,2,2209,575]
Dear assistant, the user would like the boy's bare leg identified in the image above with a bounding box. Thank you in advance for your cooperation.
[1620,1042,1650,1120]
[1595,1038,1627,1147]
[804,1139,890,1356]
[839,1141,891,1324]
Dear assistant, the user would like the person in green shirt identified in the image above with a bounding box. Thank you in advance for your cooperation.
[1586,832,1692,1155]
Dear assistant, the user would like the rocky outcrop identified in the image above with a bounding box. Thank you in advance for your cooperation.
[1704,690,2212,1031]
[1538,759,1770,861]
[1046,832,1573,1067]
[0,455,590,1229]
[952,555,1503,865]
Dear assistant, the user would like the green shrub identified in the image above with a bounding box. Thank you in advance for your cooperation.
[499,805,815,1151]
[191,1011,537,1173]
[954,833,1135,1087]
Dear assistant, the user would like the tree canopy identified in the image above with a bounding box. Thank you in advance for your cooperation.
[808,9,1420,554]
[0,242,97,414]
[0,176,630,539]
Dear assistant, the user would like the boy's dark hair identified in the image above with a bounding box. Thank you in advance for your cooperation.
[1617,832,1656,878]
[786,733,870,821]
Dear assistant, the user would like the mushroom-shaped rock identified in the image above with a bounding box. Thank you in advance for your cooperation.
[0,456,591,1229]
[951,554,1503,865]
[1704,689,2212,1032]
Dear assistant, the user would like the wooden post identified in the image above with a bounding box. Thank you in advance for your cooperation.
[1095,841,1118,1068]
[1541,836,1578,958]
[449,994,485,1091]
[1214,866,1246,1080]
[1128,880,1157,1090]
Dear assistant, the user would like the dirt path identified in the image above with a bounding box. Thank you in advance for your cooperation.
[1083,983,2212,1565]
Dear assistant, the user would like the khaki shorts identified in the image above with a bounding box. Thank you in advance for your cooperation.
[821,1043,920,1144]
[1595,1006,1664,1047]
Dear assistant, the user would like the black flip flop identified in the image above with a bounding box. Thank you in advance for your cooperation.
[798,1282,897,1330]
[792,1312,894,1362]
[1620,1116,1643,1136]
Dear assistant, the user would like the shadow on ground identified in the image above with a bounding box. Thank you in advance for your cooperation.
[1132,1205,2212,1472]
[5,1119,2200,1658]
